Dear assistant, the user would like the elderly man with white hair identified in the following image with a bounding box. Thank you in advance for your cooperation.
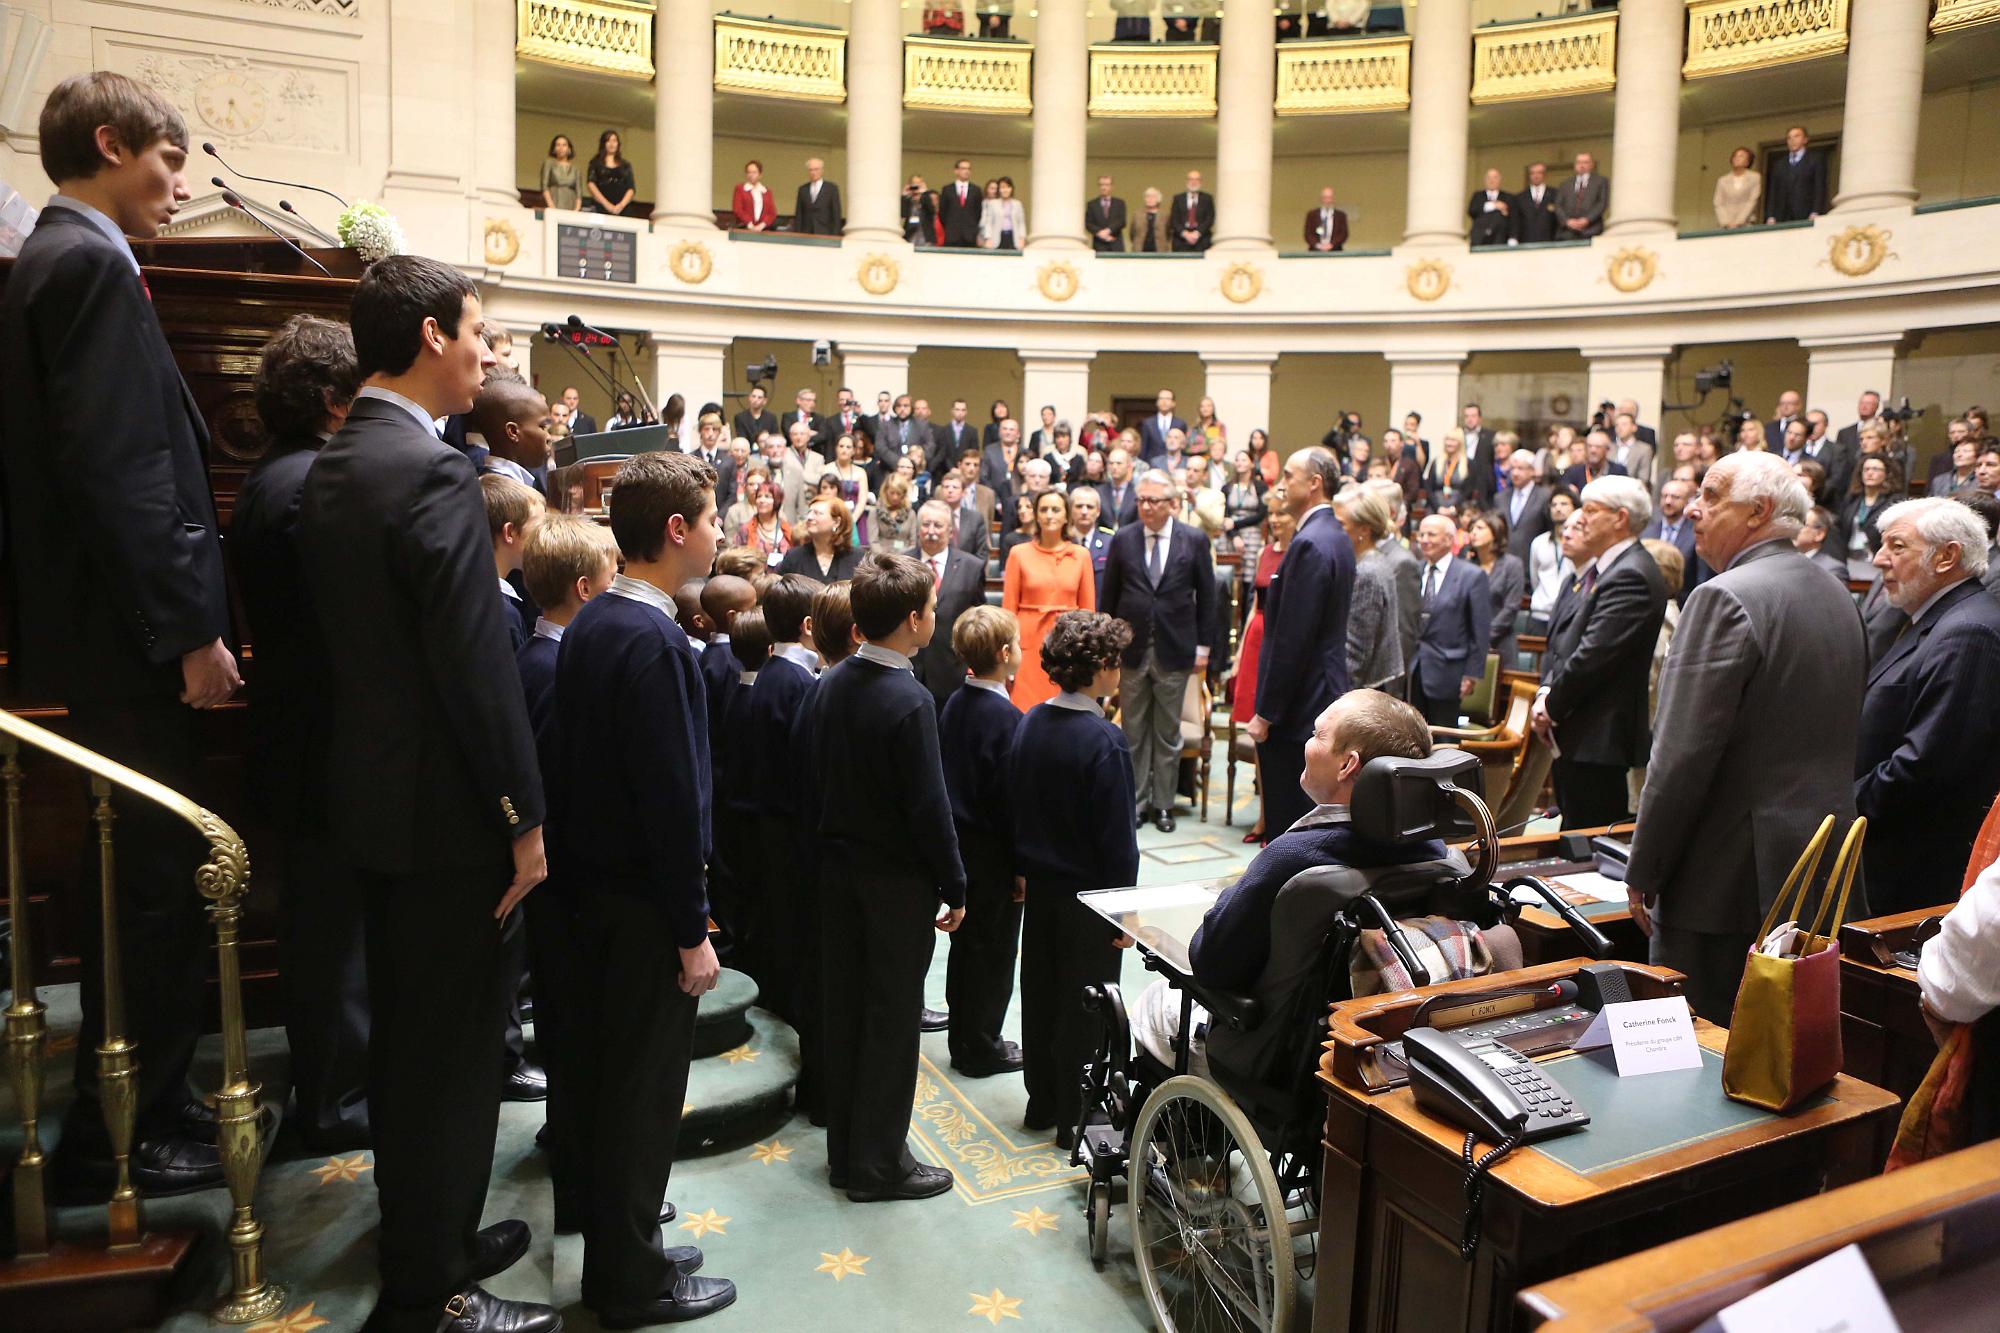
[1854,497,2000,915]
[1625,452,1869,1023]
[1532,475,1668,830]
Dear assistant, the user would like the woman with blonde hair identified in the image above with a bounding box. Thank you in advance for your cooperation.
[777,495,861,580]
[1331,487,1406,692]
[1423,427,1474,513]
[869,473,917,553]
[1736,417,1769,453]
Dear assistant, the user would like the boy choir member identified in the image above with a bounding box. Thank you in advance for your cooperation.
[470,375,555,494]
[1011,612,1142,1150]
[940,607,1028,1077]
[810,552,968,1200]
[749,575,823,1019]
[719,607,773,984]
[543,451,737,1325]
[483,473,545,650]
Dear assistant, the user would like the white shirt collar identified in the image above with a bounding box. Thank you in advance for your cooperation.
[966,677,1009,697]
[607,572,677,617]
[1910,577,1969,625]
[486,454,537,485]
[1048,690,1101,713]
[1301,502,1333,526]
[855,641,912,672]
[1426,550,1454,579]
[533,616,565,642]
[1289,803,1352,833]
[710,631,731,647]
[48,195,139,273]
[499,577,521,601]
[775,642,820,671]
[740,670,758,685]
[1585,537,1636,576]
[356,385,441,437]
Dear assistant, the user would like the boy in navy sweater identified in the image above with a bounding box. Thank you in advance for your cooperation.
[748,574,821,1021]
[695,572,756,959]
[482,472,544,649]
[939,605,1028,1077]
[517,515,618,722]
[545,451,737,1325]
[789,581,856,1122]
[1010,611,1141,1148]
[718,607,772,980]
[810,551,968,1201]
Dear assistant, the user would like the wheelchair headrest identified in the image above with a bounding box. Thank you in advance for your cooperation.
[1349,749,1483,846]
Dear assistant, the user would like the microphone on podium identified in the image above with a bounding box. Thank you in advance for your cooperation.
[566,315,658,420]
[203,142,350,210]
[278,199,341,248]
[221,191,333,278]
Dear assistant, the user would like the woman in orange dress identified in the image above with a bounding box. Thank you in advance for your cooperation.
[1004,489,1096,710]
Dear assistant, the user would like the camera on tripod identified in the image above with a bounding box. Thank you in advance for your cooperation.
[1880,396,1924,424]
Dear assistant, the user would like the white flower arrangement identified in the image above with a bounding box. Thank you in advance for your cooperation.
[336,201,406,263]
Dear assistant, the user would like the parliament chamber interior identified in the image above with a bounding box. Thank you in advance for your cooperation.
[4,0,2000,1329]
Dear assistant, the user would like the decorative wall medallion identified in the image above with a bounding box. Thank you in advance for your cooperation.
[1828,224,1894,278]
[668,239,714,285]
[1550,393,1574,418]
[483,218,521,267]
[1405,258,1451,302]
[1219,262,1264,304]
[210,392,269,465]
[1606,246,1658,293]
[101,36,353,154]
[1036,260,1080,302]
[857,253,900,296]
[194,69,269,136]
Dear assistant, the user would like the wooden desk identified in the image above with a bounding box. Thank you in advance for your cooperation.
[1484,825,1646,966]
[1311,959,1901,1333]
[1518,1140,2000,1330]
[1839,903,1953,1110]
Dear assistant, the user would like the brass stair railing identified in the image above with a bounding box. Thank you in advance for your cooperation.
[2,708,283,1324]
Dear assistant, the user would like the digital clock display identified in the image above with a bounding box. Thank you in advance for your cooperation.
[556,225,637,284]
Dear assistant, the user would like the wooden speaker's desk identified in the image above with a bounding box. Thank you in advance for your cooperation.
[1518,1140,2000,1330]
[1839,903,1952,1109]
[1311,959,1901,1333]
[1483,825,1646,966]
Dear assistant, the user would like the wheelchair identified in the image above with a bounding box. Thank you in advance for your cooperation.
[1072,749,1604,1332]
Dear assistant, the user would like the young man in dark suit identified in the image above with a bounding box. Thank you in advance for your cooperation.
[1640,477,1709,604]
[1765,125,1829,223]
[732,384,779,445]
[1408,514,1493,728]
[748,574,822,1019]
[1,72,240,1201]
[297,254,557,1333]
[938,158,982,247]
[911,501,989,708]
[232,315,366,1153]
[1096,447,1144,528]
[809,551,968,1201]
[1514,161,1562,242]
[1099,471,1218,833]
[935,475,991,562]
[545,451,737,1326]
[1088,175,1128,252]
[1139,390,1189,464]
[1246,449,1357,838]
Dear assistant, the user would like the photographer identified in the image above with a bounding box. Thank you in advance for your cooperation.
[901,175,937,247]
[1321,410,1361,453]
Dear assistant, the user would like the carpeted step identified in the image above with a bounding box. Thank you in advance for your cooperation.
[680,1007,800,1152]
[691,967,758,1059]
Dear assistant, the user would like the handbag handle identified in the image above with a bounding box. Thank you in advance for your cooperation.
[1803,817,1869,956]
[1754,814,1837,948]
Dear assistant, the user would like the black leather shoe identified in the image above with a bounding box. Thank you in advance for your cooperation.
[951,1041,1024,1078]
[553,1194,677,1236]
[847,1164,954,1202]
[1135,807,1151,829]
[52,1133,225,1203]
[501,1062,548,1102]
[595,1274,737,1328]
[1055,1125,1077,1152]
[469,1220,530,1281]
[919,1007,950,1032]
[1154,808,1177,834]
[436,1283,562,1332]
[1023,1103,1055,1132]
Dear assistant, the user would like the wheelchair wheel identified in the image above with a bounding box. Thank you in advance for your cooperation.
[1129,1076,1299,1333]
[1087,1177,1112,1270]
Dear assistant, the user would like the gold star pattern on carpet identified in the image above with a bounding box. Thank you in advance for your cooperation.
[1009,1205,1060,1236]
[968,1288,1024,1324]
[749,1140,793,1165]
[720,1044,759,1064]
[815,1247,870,1281]
[678,1207,730,1239]
[246,1301,331,1333]
[307,1154,372,1185]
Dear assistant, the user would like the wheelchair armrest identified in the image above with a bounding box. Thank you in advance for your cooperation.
[1194,985,1261,1033]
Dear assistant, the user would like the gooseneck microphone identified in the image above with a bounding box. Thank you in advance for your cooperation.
[203,142,350,209]
[221,191,333,278]
[540,322,627,405]
[566,315,658,420]
[278,199,340,247]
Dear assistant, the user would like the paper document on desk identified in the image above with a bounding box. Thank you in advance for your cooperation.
[1714,1242,1899,1333]
[1511,871,1629,906]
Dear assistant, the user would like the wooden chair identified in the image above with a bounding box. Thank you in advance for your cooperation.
[1222,709,1257,827]
[1458,651,1505,727]
[1179,674,1213,823]
[1430,678,1535,805]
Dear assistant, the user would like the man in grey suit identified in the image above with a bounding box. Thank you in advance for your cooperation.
[1557,152,1608,240]
[1409,514,1491,726]
[1497,452,1552,553]
[1625,453,1868,1023]
[1610,413,1655,490]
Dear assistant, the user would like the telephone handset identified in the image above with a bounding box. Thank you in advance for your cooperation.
[1403,1025,1589,1146]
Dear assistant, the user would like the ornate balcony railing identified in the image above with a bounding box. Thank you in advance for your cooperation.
[714,14,847,104]
[1274,35,1411,115]
[1088,42,1218,117]
[1683,0,1849,78]
[514,0,655,81]
[1471,11,1618,104]
[1932,0,2000,31]
[903,36,1033,115]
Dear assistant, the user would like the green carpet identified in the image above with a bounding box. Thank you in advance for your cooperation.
[5,767,1269,1331]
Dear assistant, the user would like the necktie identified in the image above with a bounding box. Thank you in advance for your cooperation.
[1581,566,1599,597]
[1148,531,1164,586]
[932,555,944,587]
[1423,563,1439,601]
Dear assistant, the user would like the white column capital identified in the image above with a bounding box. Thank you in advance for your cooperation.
[1200,352,1280,371]
[838,342,922,360]
[1578,346,1675,364]
[1018,349,1100,370]
[645,332,735,354]
[1795,332,1910,356]
[1383,350,1469,369]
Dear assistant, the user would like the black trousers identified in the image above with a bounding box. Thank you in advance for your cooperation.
[947,834,1022,1067]
[1553,757,1632,831]
[499,907,529,1075]
[1256,737,1310,839]
[569,889,698,1308]
[820,866,935,1189]
[62,698,210,1147]
[279,828,371,1145]
[524,883,582,1205]
[359,860,509,1322]
[756,813,806,1022]
[1020,880,1121,1136]
[715,805,761,986]
[1650,924,1754,1027]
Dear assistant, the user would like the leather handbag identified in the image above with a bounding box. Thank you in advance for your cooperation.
[1722,815,1866,1112]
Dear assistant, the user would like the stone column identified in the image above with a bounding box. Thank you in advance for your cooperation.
[649,335,732,432]
[1583,347,1673,438]
[653,2,716,228]
[1802,334,1905,425]
[845,0,905,242]
[1386,351,1467,447]
[380,0,476,259]
[840,343,918,405]
[1401,0,1472,246]
[504,322,541,391]
[1212,8,1275,252]
[1833,0,1927,212]
[1027,0,1089,249]
[471,0,519,208]
[1201,353,1277,438]
[1604,0,1681,237]
[1020,351,1097,431]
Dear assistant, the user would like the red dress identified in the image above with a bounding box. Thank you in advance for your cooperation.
[1003,540,1096,710]
[1231,542,1285,724]
[732,182,775,229]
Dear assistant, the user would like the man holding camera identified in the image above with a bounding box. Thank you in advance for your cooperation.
[902,175,936,247]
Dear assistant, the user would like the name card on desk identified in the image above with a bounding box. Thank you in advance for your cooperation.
[1716,1243,1898,1333]
[1574,996,1702,1077]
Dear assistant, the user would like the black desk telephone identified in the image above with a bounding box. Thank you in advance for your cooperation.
[1404,1025,1590,1145]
